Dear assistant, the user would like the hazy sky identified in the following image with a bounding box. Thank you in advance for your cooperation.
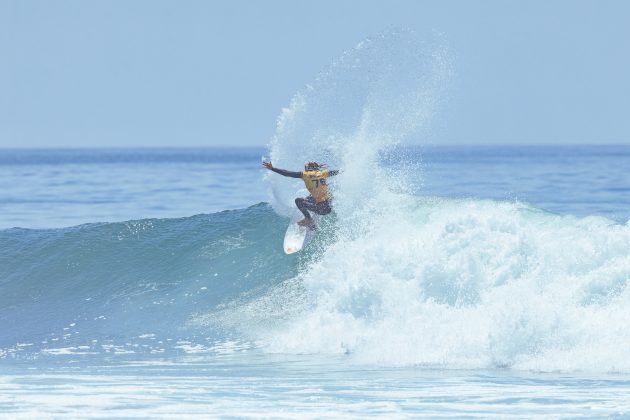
[1,0,629,148]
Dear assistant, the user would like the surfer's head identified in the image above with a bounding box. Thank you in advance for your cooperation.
[304,161,327,171]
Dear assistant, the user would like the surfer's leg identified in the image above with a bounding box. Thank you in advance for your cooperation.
[295,197,312,219]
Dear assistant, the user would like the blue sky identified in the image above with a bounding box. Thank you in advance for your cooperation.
[1,0,629,148]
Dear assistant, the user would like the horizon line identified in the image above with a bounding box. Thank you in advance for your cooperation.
[2,143,630,151]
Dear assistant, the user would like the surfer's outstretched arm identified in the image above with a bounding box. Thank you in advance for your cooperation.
[262,161,302,178]
[328,170,340,176]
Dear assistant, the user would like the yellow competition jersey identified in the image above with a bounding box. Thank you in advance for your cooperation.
[301,170,331,203]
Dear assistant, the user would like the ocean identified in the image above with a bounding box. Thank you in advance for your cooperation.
[1,146,630,418]
[2,31,630,418]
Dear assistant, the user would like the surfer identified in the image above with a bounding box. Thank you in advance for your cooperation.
[263,160,339,226]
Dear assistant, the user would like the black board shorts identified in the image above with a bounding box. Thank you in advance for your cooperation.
[296,196,332,215]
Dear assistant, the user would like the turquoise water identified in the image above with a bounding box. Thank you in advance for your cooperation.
[2,31,630,417]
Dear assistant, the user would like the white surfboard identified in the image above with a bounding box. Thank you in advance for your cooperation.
[283,214,317,254]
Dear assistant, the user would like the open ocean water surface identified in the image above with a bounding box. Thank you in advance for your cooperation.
[1,146,630,418]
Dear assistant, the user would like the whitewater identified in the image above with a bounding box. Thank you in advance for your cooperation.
[2,32,630,417]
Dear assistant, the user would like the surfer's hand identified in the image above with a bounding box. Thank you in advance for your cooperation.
[262,161,273,170]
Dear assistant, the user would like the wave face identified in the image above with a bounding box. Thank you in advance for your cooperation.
[2,199,630,371]
[0,204,294,358]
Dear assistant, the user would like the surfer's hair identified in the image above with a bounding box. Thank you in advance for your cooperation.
[304,161,327,171]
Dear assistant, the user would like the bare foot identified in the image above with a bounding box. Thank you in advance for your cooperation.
[297,218,314,226]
